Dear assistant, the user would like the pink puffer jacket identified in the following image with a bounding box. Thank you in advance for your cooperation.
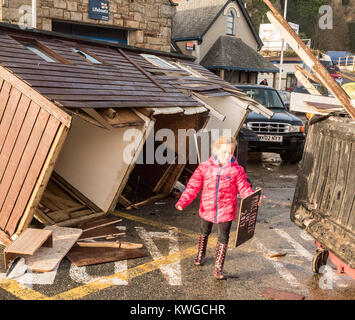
[176,156,253,223]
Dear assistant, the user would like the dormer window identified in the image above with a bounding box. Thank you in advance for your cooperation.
[141,54,180,70]
[25,44,57,62]
[72,48,103,64]
[12,36,70,64]
[227,11,235,35]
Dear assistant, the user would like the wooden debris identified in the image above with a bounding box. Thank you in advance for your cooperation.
[79,224,125,241]
[79,233,125,242]
[270,252,287,258]
[24,226,82,272]
[46,205,86,221]
[66,245,147,267]
[54,211,106,227]
[126,193,168,210]
[34,208,56,226]
[79,217,123,232]
[77,240,143,250]
[263,0,355,119]
[4,228,53,270]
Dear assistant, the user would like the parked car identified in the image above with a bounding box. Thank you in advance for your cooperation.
[236,85,306,164]
[278,90,291,109]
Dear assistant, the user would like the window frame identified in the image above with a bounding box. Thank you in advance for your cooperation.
[141,54,180,70]
[11,36,71,64]
[71,47,105,65]
[227,11,235,35]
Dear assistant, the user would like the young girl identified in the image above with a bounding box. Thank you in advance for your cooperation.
[175,135,258,280]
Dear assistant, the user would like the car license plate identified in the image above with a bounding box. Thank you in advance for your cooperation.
[257,135,283,142]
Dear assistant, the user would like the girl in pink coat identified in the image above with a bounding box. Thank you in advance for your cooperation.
[176,135,257,280]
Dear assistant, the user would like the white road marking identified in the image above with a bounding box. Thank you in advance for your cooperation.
[135,226,182,285]
[274,229,313,260]
[254,238,309,296]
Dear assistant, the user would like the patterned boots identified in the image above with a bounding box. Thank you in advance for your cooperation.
[213,242,228,280]
[194,234,208,266]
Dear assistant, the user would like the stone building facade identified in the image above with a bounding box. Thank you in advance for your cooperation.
[0,0,176,52]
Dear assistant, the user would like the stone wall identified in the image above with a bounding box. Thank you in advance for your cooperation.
[0,0,176,52]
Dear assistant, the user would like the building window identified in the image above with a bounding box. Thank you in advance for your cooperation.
[141,54,179,70]
[52,21,128,44]
[72,48,103,64]
[227,11,235,35]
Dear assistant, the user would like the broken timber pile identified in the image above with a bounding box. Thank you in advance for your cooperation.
[3,216,146,274]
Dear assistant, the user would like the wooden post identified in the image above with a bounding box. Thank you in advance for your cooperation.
[262,0,355,119]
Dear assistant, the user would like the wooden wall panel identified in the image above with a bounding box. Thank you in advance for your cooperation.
[0,102,40,224]
[6,117,60,235]
[0,95,31,178]
[0,72,70,238]
[0,87,21,150]
[0,81,11,121]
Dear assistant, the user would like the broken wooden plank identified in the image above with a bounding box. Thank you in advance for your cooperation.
[34,208,56,225]
[54,211,106,227]
[0,229,12,246]
[69,209,94,219]
[46,205,87,222]
[79,233,125,242]
[51,172,102,213]
[294,70,322,96]
[81,108,113,130]
[117,49,167,93]
[79,217,123,232]
[24,226,82,272]
[4,228,53,269]
[66,245,147,267]
[77,240,143,249]
[126,194,168,210]
[79,224,125,240]
[117,194,133,208]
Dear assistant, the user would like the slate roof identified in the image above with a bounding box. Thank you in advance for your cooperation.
[172,0,263,50]
[0,23,268,111]
[200,36,279,73]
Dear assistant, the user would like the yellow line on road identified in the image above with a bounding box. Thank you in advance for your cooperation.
[0,278,49,300]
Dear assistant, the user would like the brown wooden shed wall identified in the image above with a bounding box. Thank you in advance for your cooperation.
[0,68,70,239]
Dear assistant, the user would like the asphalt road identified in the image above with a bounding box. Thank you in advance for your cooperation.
[0,153,354,302]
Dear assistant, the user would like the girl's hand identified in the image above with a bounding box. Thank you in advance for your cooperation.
[176,204,183,211]
[258,195,267,206]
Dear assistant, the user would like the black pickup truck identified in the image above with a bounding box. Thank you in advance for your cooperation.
[235,84,306,164]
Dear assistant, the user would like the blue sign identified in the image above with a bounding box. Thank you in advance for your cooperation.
[89,0,109,21]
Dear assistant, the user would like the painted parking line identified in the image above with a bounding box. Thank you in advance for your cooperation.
[254,238,309,296]
[135,226,182,285]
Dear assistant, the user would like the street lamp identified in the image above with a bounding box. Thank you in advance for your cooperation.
[278,0,288,91]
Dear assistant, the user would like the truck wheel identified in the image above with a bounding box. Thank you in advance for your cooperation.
[312,249,329,274]
[280,147,304,164]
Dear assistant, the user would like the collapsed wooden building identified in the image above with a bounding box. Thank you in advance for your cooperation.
[0,23,272,245]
